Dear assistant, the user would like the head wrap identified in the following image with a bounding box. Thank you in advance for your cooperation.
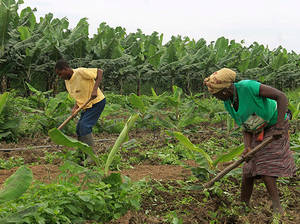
[203,68,236,94]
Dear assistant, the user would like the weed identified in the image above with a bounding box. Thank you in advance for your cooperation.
[43,151,60,164]
[0,157,24,169]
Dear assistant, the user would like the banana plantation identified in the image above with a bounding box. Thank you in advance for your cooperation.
[0,0,299,224]
[1,0,300,96]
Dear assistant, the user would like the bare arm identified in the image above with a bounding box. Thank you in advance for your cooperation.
[259,84,288,128]
[91,69,103,99]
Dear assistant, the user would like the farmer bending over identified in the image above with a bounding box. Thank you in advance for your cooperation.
[55,59,106,163]
[204,68,296,214]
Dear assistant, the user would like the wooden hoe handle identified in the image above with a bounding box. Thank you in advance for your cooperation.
[58,99,92,130]
[204,136,273,188]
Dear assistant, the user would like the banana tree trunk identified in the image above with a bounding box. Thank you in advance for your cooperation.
[119,79,123,95]
[0,76,7,93]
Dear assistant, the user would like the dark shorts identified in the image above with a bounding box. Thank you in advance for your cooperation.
[243,120,296,178]
[76,98,106,137]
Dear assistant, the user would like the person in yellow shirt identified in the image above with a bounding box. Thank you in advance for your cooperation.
[55,59,106,160]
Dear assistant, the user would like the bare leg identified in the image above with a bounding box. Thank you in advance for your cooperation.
[261,175,283,214]
[241,174,255,206]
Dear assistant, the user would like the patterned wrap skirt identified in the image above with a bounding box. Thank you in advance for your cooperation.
[243,120,296,178]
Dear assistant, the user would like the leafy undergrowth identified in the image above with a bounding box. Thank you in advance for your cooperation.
[0,164,144,224]
[110,177,300,224]
[0,122,299,223]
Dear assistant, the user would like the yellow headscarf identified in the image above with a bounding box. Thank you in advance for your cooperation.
[203,68,236,94]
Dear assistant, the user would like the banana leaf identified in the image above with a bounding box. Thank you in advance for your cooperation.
[290,141,300,152]
[104,114,139,175]
[172,131,213,169]
[0,131,11,140]
[128,93,146,113]
[0,166,33,204]
[213,144,244,167]
[48,128,100,167]
[0,92,9,115]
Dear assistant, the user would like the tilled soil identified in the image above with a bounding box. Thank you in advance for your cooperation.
[0,128,299,224]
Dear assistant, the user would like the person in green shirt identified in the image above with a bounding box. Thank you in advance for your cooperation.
[204,68,296,214]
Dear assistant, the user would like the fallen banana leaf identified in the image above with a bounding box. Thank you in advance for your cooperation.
[0,166,33,204]
[48,128,100,167]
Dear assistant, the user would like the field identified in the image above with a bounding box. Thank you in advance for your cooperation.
[1,1,300,223]
[0,89,299,224]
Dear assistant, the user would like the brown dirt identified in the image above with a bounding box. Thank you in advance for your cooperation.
[120,163,192,181]
[1,162,299,224]
[109,178,300,224]
[0,126,299,224]
[0,163,192,186]
[0,164,61,185]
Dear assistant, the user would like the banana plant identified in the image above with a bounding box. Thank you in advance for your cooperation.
[24,83,74,133]
[0,0,21,57]
[48,114,139,174]
[0,92,8,114]
[288,102,300,120]
[173,131,213,169]
[104,113,139,175]
[271,47,288,71]
[159,36,189,91]
[0,0,22,92]
[1,2,300,94]
[0,92,20,140]
[151,86,204,131]
[90,22,125,59]
[171,131,245,181]
[123,29,164,95]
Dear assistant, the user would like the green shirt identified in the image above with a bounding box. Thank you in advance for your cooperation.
[224,80,278,132]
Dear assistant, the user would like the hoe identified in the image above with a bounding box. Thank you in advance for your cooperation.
[204,136,273,188]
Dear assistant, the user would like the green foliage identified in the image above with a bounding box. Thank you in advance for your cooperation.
[0,206,39,224]
[105,113,139,175]
[0,166,32,204]
[288,102,300,120]
[213,144,244,167]
[0,92,20,141]
[19,86,74,136]
[144,143,193,165]
[128,93,146,114]
[1,1,299,95]
[48,128,100,167]
[171,131,213,169]
[0,157,24,169]
[138,87,209,131]
[0,92,8,114]
[0,0,22,56]
[288,90,300,120]
[25,82,53,108]
[0,172,143,223]
[0,87,298,223]
[97,118,125,134]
